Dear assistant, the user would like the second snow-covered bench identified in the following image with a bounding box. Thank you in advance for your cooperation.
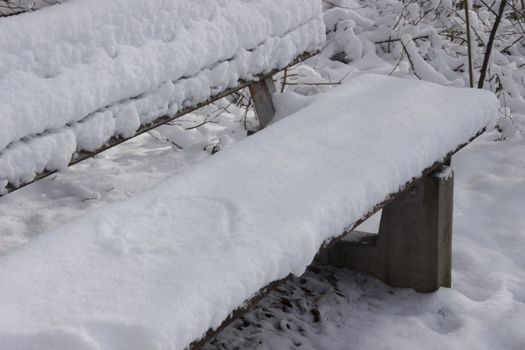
[0,0,325,195]
[0,74,498,349]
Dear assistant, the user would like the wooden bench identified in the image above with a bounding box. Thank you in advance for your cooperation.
[0,1,499,349]
[0,74,498,350]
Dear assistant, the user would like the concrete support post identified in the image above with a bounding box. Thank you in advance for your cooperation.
[249,77,276,130]
[327,165,454,293]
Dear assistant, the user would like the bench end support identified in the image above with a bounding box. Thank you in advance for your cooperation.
[327,165,454,293]
[249,77,276,130]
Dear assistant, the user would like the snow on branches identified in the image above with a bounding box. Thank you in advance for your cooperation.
[0,0,61,16]
[323,0,525,136]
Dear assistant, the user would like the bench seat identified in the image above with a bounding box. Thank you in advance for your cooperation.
[0,74,498,349]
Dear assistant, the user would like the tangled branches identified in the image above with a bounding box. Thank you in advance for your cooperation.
[0,0,61,16]
[325,0,525,135]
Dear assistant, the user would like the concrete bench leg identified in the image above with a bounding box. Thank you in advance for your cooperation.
[249,77,276,129]
[327,165,454,293]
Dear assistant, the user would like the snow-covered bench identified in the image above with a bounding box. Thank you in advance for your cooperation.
[0,0,500,348]
[0,0,325,195]
[0,74,498,349]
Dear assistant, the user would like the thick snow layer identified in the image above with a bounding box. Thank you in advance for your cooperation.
[0,0,325,190]
[0,74,498,349]
[207,133,525,350]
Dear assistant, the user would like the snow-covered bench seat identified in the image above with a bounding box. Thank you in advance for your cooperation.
[0,0,325,195]
[0,75,498,349]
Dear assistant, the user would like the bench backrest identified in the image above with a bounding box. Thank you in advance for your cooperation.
[0,0,325,195]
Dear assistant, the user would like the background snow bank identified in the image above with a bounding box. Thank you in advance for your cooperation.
[0,75,498,350]
[0,0,325,191]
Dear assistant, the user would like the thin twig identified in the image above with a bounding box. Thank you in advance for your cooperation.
[464,0,475,87]
[478,0,509,89]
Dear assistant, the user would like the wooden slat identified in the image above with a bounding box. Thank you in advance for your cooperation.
[2,51,318,196]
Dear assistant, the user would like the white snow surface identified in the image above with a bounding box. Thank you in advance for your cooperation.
[0,0,325,190]
[0,74,498,350]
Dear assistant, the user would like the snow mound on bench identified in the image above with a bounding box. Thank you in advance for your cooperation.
[0,0,325,191]
[0,75,498,349]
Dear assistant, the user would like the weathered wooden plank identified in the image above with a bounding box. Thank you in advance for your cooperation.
[249,76,277,129]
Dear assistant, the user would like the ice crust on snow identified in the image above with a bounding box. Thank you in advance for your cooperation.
[0,74,498,350]
[0,0,325,191]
